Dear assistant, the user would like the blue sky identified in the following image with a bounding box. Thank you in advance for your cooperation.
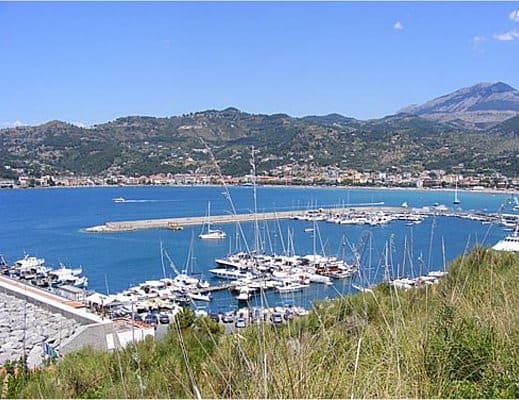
[1,2,518,127]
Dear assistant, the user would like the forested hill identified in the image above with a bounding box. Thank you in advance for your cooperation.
[1,106,519,179]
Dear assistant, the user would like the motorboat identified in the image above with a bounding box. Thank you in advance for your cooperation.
[15,255,45,269]
[277,281,309,294]
[492,226,519,252]
[113,197,126,203]
[209,268,255,281]
[188,292,212,302]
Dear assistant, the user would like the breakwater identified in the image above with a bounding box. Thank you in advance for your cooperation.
[85,205,404,233]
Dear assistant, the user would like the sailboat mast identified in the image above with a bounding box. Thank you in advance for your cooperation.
[160,240,167,279]
[251,146,260,252]
[207,201,212,232]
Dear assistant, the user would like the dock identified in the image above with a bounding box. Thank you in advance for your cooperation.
[84,205,403,233]
[191,282,237,294]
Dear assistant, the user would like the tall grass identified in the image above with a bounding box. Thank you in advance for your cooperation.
[3,248,519,398]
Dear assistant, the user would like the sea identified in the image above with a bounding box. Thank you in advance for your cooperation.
[0,185,516,312]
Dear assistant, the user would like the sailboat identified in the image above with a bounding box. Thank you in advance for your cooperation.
[198,201,226,240]
[453,176,461,205]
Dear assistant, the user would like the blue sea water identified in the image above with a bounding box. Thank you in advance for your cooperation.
[0,185,516,311]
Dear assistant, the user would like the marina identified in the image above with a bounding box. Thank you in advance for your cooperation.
[1,185,519,310]
[0,185,518,369]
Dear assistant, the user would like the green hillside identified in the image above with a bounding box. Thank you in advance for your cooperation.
[2,109,519,178]
[4,248,519,398]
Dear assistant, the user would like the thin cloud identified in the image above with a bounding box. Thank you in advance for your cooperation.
[1,120,25,129]
[493,29,519,41]
[393,21,404,31]
[472,35,486,44]
[71,121,88,128]
[510,9,519,22]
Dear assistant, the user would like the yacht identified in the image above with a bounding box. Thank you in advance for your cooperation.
[492,226,519,252]
[277,281,309,294]
[209,267,255,281]
[15,255,45,269]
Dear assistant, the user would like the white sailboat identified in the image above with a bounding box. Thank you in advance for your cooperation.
[453,176,461,205]
[198,201,226,240]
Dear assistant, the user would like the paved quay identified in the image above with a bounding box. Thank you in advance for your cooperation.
[85,205,401,233]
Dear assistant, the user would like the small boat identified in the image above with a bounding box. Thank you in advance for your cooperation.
[235,286,254,301]
[277,281,309,294]
[166,223,184,231]
[352,284,373,293]
[113,197,126,203]
[304,227,315,233]
[188,292,211,302]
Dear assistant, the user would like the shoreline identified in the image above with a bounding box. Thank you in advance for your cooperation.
[1,182,518,196]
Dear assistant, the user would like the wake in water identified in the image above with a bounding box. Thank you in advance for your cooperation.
[114,199,182,203]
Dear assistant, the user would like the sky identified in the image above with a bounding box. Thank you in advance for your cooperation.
[1,1,519,127]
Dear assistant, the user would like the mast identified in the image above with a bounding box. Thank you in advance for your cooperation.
[207,201,212,232]
[251,146,260,253]
[384,241,390,282]
[160,240,167,279]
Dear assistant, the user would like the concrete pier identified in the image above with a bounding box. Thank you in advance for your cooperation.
[85,205,404,233]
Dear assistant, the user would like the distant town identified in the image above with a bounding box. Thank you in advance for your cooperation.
[2,165,518,192]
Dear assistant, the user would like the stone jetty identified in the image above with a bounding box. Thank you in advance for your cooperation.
[0,291,81,368]
[85,204,397,233]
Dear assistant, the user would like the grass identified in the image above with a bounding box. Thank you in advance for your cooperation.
[3,247,519,398]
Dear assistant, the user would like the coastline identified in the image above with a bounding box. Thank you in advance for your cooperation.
[2,182,518,196]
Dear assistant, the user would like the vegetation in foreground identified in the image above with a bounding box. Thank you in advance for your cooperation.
[2,247,519,398]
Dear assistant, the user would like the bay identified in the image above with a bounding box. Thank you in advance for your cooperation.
[0,185,516,311]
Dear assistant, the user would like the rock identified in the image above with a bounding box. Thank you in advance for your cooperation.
[26,346,43,368]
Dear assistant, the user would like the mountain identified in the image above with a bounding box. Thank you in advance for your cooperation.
[3,81,519,180]
[400,82,519,129]
[491,114,519,138]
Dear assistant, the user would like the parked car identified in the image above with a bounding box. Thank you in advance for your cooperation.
[222,313,234,324]
[144,314,159,326]
[158,314,170,324]
[284,310,295,321]
[208,312,220,323]
[235,317,246,329]
[270,312,283,325]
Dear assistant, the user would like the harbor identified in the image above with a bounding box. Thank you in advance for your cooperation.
[1,185,518,370]
[85,204,519,233]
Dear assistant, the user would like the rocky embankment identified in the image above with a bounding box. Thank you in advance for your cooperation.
[0,292,81,368]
